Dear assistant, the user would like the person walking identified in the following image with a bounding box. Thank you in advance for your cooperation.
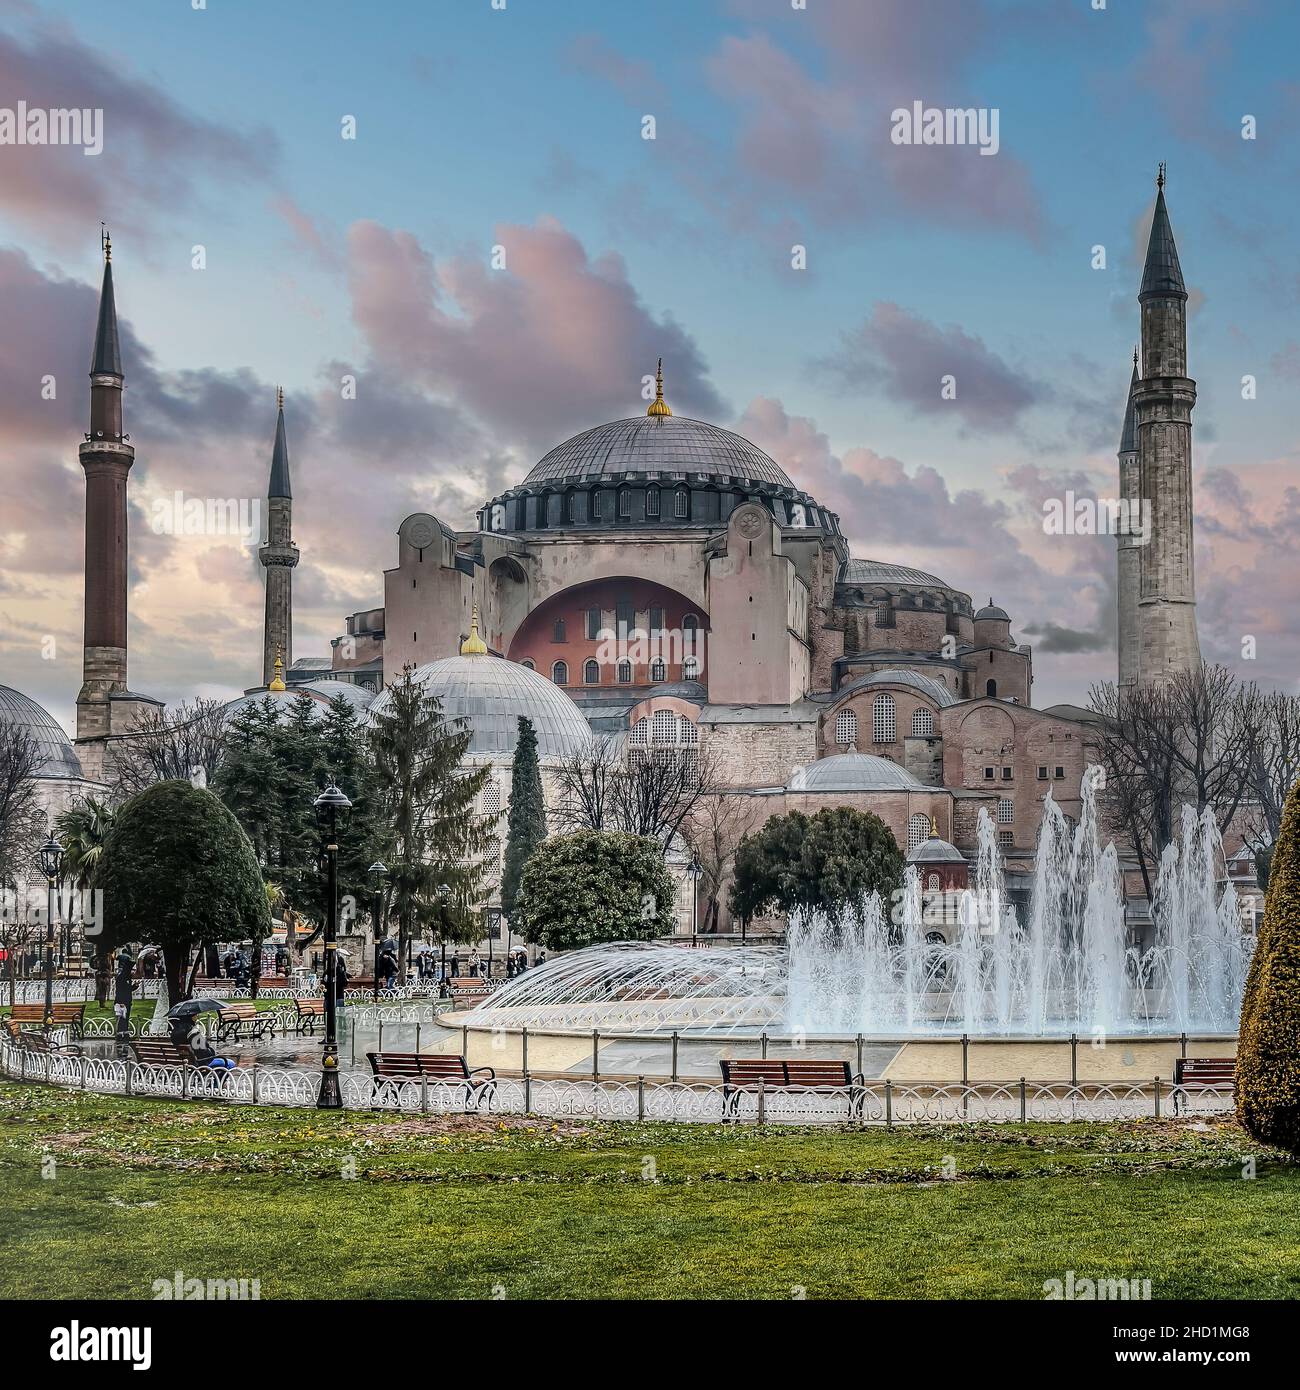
[113,949,135,1043]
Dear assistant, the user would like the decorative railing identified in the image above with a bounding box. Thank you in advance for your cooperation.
[0,1035,1234,1126]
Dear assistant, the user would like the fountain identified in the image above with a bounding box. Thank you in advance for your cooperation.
[465,768,1253,1040]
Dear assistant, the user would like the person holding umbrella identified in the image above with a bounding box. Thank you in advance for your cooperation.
[165,1000,235,1069]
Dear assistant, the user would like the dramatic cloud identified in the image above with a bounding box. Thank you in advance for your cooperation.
[0,17,275,247]
[816,302,1042,433]
[346,216,726,449]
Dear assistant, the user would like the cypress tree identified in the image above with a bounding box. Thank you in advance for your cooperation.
[1237,779,1300,1152]
[501,716,546,921]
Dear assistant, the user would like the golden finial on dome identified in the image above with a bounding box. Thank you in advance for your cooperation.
[461,604,488,656]
[269,649,287,692]
[646,358,672,417]
[930,814,939,838]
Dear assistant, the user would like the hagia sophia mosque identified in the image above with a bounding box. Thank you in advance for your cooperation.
[6,175,1210,936]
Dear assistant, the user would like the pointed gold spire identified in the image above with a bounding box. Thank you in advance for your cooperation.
[646,358,672,417]
[268,648,287,691]
[929,814,939,838]
[460,604,488,656]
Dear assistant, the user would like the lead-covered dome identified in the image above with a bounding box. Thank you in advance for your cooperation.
[788,752,926,793]
[0,685,82,779]
[367,654,592,761]
[524,415,793,489]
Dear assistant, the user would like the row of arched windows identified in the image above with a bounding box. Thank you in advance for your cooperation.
[834,698,936,747]
[539,657,699,686]
[533,486,694,529]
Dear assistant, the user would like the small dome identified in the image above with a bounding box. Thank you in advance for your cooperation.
[225,679,376,726]
[975,598,1010,621]
[0,685,82,779]
[835,668,958,708]
[788,752,926,793]
[367,654,592,761]
[523,415,793,489]
[909,834,965,865]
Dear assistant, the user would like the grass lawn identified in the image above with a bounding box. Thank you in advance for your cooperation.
[1,1080,1297,1300]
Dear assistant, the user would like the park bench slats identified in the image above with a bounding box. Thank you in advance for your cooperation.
[366,1051,496,1107]
[448,977,491,1003]
[214,1003,276,1042]
[292,997,326,1032]
[719,1057,864,1117]
[9,1002,85,1036]
[1173,1057,1235,1113]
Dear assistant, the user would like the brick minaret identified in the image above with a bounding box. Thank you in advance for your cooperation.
[259,388,298,685]
[76,235,135,773]
[1132,166,1200,685]
[1115,350,1141,688]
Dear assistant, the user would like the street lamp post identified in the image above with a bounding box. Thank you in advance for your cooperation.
[38,833,64,1031]
[313,783,352,1109]
[367,860,388,1005]
[688,856,702,943]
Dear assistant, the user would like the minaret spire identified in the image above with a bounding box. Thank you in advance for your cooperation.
[259,386,299,685]
[1130,169,1200,684]
[646,358,672,417]
[76,234,141,777]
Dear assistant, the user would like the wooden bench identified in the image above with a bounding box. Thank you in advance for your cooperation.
[1173,1057,1235,1113]
[213,1003,276,1042]
[3,1018,74,1055]
[448,977,491,1004]
[292,996,326,1033]
[719,1058,864,1118]
[9,1002,86,1036]
[366,1052,496,1108]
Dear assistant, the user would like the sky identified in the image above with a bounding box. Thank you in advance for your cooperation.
[2,0,1299,730]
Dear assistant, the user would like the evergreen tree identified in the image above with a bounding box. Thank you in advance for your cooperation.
[368,666,494,971]
[1237,779,1300,1152]
[98,780,269,1003]
[501,716,546,921]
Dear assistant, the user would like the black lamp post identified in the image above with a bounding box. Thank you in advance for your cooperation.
[313,783,352,1108]
[367,860,388,1004]
[687,856,702,942]
[38,832,64,1031]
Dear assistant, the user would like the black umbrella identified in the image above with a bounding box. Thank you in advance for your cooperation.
[166,999,226,1019]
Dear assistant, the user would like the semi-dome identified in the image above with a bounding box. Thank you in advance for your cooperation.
[835,668,958,708]
[523,414,793,489]
[367,653,592,761]
[0,685,82,779]
[788,751,927,793]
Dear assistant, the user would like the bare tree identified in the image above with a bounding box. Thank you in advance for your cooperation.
[108,698,228,802]
[1089,664,1260,896]
[553,735,716,851]
[683,791,756,934]
[1240,688,1300,885]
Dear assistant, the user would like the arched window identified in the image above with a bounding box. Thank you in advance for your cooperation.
[617,661,632,683]
[911,708,934,737]
[998,798,1014,824]
[583,659,600,685]
[835,708,857,747]
[873,694,896,744]
[630,717,649,745]
[480,781,501,817]
[674,488,689,519]
[927,873,940,891]
[652,710,677,744]
[553,618,566,643]
[646,486,661,519]
[520,658,535,671]
[682,613,700,631]
[985,679,998,698]
[536,493,549,529]
[618,488,632,518]
[907,812,930,853]
[551,661,568,684]
[564,491,578,524]
[679,718,699,745]
[682,655,699,679]
[650,657,666,681]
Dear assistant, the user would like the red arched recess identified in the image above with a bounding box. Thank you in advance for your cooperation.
[507,577,709,689]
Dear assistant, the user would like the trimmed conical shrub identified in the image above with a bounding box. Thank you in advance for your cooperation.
[1236,779,1300,1151]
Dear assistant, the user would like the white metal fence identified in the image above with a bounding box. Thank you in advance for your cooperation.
[0,1035,1234,1126]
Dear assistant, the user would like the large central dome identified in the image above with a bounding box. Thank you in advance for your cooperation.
[524,415,793,489]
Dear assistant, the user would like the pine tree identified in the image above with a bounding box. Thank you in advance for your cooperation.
[501,716,546,921]
[368,666,494,972]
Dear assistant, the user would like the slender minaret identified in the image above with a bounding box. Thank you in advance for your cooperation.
[259,388,299,686]
[1116,349,1141,688]
[76,232,135,766]
[1132,166,1199,684]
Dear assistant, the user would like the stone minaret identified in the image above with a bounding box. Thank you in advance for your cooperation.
[76,234,135,773]
[259,388,299,686]
[1132,166,1200,684]
[1116,350,1141,688]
